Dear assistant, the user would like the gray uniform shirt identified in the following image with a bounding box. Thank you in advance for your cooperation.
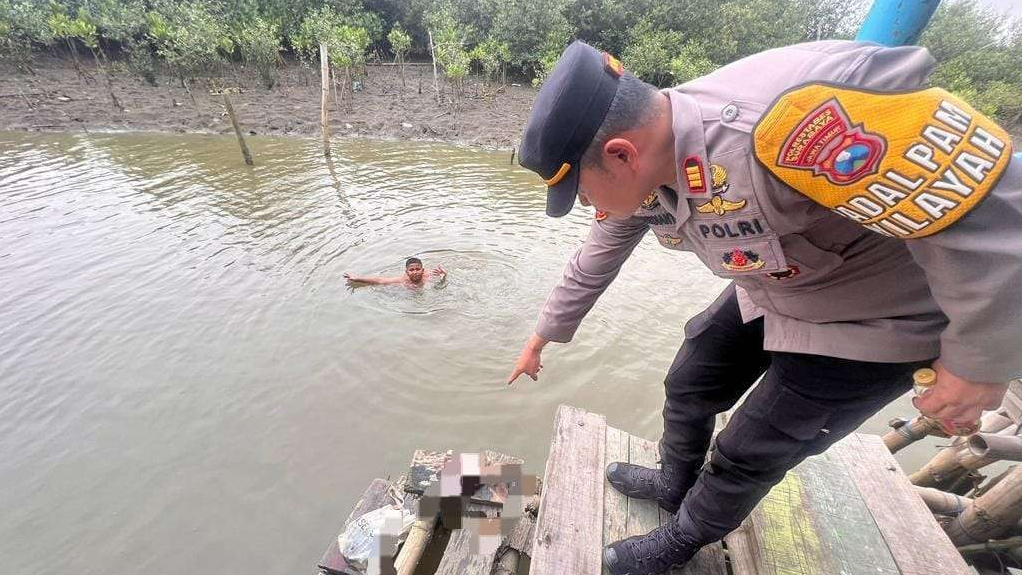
[535,40,1022,383]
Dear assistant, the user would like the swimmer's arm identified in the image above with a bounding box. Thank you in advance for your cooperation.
[344,273,404,285]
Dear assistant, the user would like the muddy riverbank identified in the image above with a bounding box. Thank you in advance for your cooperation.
[0,56,536,149]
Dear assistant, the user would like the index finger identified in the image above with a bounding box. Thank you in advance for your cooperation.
[506,369,523,386]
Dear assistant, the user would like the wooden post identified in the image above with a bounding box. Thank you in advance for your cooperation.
[319,42,331,158]
[428,30,441,105]
[945,465,1022,545]
[222,94,254,166]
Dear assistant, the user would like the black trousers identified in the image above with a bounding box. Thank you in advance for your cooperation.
[660,284,932,544]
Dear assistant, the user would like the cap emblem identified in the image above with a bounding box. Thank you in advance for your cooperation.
[603,52,624,77]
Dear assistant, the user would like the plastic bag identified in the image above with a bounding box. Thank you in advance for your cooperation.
[338,505,415,573]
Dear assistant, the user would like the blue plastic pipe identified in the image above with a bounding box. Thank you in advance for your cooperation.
[855,0,942,46]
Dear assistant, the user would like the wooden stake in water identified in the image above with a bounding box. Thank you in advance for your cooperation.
[428,30,440,105]
[222,94,254,166]
[320,42,331,158]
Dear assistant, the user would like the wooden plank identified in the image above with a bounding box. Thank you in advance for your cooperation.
[723,522,760,575]
[318,478,394,574]
[433,502,501,575]
[833,433,974,575]
[627,435,661,537]
[603,425,630,575]
[747,447,899,575]
[531,405,607,575]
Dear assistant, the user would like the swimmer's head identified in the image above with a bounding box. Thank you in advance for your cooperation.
[405,257,424,282]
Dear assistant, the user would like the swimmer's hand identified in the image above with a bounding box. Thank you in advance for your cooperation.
[507,333,548,385]
[431,265,446,278]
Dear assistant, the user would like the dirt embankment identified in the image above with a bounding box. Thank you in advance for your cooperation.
[2,57,1018,147]
[0,56,536,149]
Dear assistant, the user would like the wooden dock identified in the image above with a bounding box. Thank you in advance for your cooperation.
[318,404,983,575]
[530,405,974,575]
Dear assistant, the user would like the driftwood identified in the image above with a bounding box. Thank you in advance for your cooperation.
[492,494,540,575]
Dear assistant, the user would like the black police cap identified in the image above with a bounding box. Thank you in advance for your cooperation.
[518,40,623,217]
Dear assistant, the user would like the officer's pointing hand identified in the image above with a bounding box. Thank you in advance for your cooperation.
[912,359,1007,426]
[506,333,549,385]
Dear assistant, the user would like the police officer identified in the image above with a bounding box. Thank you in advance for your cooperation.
[507,40,1020,574]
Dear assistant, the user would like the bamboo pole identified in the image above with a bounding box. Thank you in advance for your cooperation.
[914,486,972,516]
[320,42,331,158]
[958,535,1022,554]
[945,465,1022,545]
[428,30,440,105]
[970,432,1022,462]
[909,410,1014,488]
[393,514,436,575]
[222,94,254,166]
[883,415,946,453]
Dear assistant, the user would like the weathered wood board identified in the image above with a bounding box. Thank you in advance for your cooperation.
[531,405,607,575]
[832,434,973,575]
[535,406,970,575]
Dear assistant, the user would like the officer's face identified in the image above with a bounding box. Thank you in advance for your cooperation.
[578,157,650,217]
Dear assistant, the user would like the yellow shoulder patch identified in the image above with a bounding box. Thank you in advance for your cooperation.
[754,83,1013,238]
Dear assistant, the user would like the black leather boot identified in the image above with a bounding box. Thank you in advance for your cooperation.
[605,461,685,513]
[602,519,700,575]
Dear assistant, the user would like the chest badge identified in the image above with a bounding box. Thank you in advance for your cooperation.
[721,248,765,271]
[696,165,747,216]
[595,210,608,221]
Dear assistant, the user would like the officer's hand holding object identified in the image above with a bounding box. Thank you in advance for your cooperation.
[912,359,1008,430]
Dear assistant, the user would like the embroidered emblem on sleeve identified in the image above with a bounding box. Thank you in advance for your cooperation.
[696,164,747,215]
[721,248,765,271]
[754,83,1013,239]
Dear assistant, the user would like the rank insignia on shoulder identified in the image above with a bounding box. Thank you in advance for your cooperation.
[754,83,1013,239]
[641,191,659,209]
[595,210,608,221]
[767,265,800,280]
[721,248,764,271]
[683,156,707,194]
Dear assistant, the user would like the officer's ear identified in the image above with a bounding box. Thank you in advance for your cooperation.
[602,138,639,173]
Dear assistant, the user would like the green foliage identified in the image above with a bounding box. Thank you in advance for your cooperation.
[0,0,53,68]
[387,22,410,58]
[145,2,230,80]
[427,2,470,88]
[48,9,99,48]
[233,16,281,88]
[469,36,508,81]
[921,0,1022,128]
[292,6,371,71]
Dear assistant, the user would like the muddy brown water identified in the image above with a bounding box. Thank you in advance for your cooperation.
[0,132,946,575]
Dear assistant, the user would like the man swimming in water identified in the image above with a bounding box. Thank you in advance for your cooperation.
[344,257,446,288]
